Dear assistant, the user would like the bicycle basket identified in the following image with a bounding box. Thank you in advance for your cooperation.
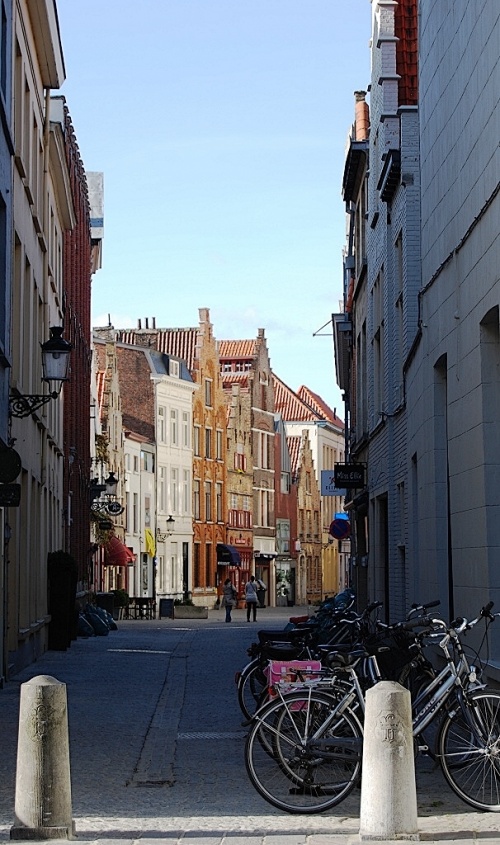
[364,629,418,681]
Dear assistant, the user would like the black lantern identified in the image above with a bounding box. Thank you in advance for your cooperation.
[9,326,72,418]
[156,515,175,542]
[104,471,118,498]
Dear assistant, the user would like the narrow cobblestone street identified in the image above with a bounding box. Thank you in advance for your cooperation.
[1,608,500,844]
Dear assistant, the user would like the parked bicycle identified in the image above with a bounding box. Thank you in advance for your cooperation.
[244,602,500,814]
[236,595,380,723]
[237,597,438,723]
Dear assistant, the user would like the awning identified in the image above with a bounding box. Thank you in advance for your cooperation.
[104,535,136,567]
[216,543,241,566]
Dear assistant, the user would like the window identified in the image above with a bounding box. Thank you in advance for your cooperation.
[235,452,246,471]
[204,378,212,407]
[133,455,139,473]
[194,426,201,456]
[170,359,179,377]
[158,406,166,442]
[170,409,178,445]
[216,429,223,460]
[141,450,154,472]
[281,471,290,493]
[193,479,200,520]
[257,489,272,527]
[182,411,190,447]
[205,427,212,459]
[170,467,178,513]
[194,542,201,584]
[205,481,212,521]
[276,519,291,554]
[159,467,166,512]
[257,431,271,469]
[216,482,223,522]
[205,544,212,586]
[144,496,151,526]
[183,469,190,514]
[133,493,138,533]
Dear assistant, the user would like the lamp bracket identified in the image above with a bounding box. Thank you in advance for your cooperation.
[9,392,56,419]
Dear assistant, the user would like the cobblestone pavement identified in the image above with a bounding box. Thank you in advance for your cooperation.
[0,606,500,844]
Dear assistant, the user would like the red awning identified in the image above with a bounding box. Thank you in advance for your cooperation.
[104,535,135,567]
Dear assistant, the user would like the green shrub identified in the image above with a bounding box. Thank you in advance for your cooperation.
[111,588,129,607]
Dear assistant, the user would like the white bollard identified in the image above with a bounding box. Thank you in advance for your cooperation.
[359,681,419,841]
[10,675,75,840]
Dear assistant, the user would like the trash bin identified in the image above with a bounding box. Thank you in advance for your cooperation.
[95,592,114,616]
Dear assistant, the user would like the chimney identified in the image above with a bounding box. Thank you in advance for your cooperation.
[145,318,149,329]
[354,91,369,141]
[138,319,142,329]
[152,317,156,329]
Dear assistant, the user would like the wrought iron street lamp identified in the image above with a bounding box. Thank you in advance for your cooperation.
[9,327,72,418]
[156,515,175,542]
[90,470,123,518]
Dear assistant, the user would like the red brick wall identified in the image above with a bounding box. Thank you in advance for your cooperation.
[61,99,92,587]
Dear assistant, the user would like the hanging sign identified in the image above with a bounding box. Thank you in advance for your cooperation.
[334,463,365,489]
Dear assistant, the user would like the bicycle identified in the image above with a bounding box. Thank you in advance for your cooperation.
[236,599,383,723]
[244,602,500,814]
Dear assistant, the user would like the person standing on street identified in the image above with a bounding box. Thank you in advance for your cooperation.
[245,575,259,622]
[222,578,237,623]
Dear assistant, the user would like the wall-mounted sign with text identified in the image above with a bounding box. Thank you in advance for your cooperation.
[320,470,347,497]
[333,463,365,489]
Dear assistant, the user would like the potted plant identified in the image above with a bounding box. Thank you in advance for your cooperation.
[111,589,129,619]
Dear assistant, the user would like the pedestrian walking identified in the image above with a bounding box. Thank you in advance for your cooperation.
[221,578,237,622]
[245,575,259,622]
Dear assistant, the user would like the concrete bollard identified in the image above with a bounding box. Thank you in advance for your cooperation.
[359,681,419,841]
[10,675,75,840]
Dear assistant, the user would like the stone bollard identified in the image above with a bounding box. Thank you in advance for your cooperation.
[359,681,419,841]
[10,675,75,840]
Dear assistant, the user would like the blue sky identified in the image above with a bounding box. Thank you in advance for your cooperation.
[57,0,371,416]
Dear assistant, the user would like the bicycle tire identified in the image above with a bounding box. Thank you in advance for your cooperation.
[245,690,363,814]
[237,660,269,721]
[439,690,500,811]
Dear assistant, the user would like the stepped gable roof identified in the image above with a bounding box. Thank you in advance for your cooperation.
[297,386,344,427]
[219,339,257,361]
[116,327,199,374]
[287,434,302,477]
[273,374,322,422]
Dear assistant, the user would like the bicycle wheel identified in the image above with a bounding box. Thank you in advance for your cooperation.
[439,690,500,811]
[237,660,269,722]
[245,690,363,814]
